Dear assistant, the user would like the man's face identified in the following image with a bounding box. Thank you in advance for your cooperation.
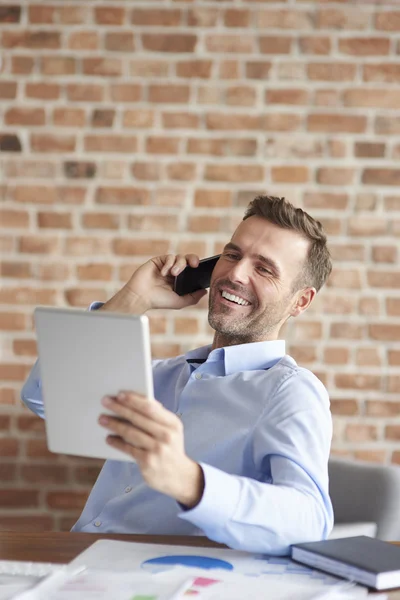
[208,215,311,347]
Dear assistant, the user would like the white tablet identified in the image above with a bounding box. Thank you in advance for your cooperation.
[34,307,154,462]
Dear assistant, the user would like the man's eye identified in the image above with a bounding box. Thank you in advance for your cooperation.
[224,253,240,260]
[257,266,272,275]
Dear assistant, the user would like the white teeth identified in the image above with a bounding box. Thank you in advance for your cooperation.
[221,291,250,306]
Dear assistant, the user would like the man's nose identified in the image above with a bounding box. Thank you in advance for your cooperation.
[228,259,250,285]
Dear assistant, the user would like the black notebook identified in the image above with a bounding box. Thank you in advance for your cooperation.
[292,535,400,590]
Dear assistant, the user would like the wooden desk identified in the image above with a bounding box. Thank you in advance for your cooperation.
[0,532,398,598]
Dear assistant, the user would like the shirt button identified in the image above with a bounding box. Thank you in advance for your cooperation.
[177,412,182,419]
[195,373,202,380]
[125,486,132,493]
[94,520,101,527]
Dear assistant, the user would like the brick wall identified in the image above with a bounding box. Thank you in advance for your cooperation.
[0,0,399,531]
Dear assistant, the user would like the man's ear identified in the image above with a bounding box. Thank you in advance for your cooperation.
[290,287,316,318]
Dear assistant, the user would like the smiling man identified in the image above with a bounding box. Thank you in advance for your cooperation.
[21,195,333,555]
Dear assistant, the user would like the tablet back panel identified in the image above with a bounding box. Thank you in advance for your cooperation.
[34,307,154,461]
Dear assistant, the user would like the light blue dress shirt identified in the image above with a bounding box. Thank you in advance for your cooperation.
[21,313,333,555]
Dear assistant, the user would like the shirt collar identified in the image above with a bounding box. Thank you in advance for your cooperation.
[185,340,285,375]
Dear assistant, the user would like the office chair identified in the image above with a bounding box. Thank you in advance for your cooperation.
[328,457,400,541]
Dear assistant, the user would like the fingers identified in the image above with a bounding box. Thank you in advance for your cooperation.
[160,254,200,278]
[101,392,180,429]
[179,288,208,307]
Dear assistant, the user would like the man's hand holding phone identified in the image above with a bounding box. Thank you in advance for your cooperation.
[101,253,213,315]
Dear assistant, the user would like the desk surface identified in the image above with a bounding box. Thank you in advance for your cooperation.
[0,532,398,599]
[0,531,223,564]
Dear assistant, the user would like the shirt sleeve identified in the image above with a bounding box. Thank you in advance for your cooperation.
[20,301,105,419]
[178,368,334,555]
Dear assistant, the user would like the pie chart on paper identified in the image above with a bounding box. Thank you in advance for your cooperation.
[141,555,234,571]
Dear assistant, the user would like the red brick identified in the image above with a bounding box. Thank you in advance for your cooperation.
[0,287,57,305]
[188,8,218,27]
[84,135,137,154]
[0,134,22,152]
[375,116,400,135]
[314,89,340,106]
[307,114,366,133]
[194,190,231,208]
[299,36,331,55]
[369,324,400,341]
[206,113,261,131]
[46,491,88,510]
[25,83,59,100]
[224,8,250,27]
[162,112,199,129]
[0,364,31,382]
[37,212,72,229]
[389,350,400,366]
[68,31,98,50]
[130,60,169,78]
[64,237,110,256]
[355,142,386,158]
[356,347,381,366]
[225,86,256,106]
[123,110,154,129]
[290,345,317,365]
[0,82,17,99]
[330,322,364,339]
[0,389,15,405]
[67,84,104,102]
[386,298,400,316]
[329,243,364,261]
[345,425,378,443]
[293,321,322,341]
[259,36,292,54]
[74,465,102,485]
[5,108,45,127]
[176,60,212,79]
[266,89,308,105]
[2,30,61,49]
[372,245,397,263]
[113,239,170,256]
[303,192,348,210]
[13,340,37,356]
[11,56,34,74]
[188,138,256,157]
[0,464,16,482]
[18,235,59,254]
[324,347,350,365]
[131,8,181,26]
[142,34,196,53]
[385,196,400,211]
[331,399,359,416]
[65,288,108,307]
[31,134,75,153]
[339,37,390,56]
[128,215,178,232]
[271,166,309,183]
[366,401,400,417]
[21,465,68,484]
[0,209,29,228]
[13,185,56,204]
[336,374,381,391]
[344,89,400,109]
[53,108,86,128]
[369,272,400,289]
[148,85,189,104]
[322,294,356,315]
[95,187,150,206]
[40,56,76,75]
[146,137,180,154]
[174,317,200,335]
[316,9,370,30]
[348,217,387,236]
[0,262,32,279]
[206,35,254,54]
[386,426,400,441]
[327,269,361,289]
[219,60,240,79]
[205,164,264,183]
[83,58,122,77]
[0,312,26,331]
[375,11,400,31]
[263,114,302,131]
[363,169,400,186]
[5,159,56,178]
[308,63,356,81]
[95,7,125,25]
[76,264,113,281]
[0,6,20,22]
[81,213,120,230]
[0,489,39,508]
[104,33,135,53]
[317,168,355,185]
[363,64,400,83]
[188,216,221,233]
[246,61,272,79]
[58,187,86,205]
[131,162,161,181]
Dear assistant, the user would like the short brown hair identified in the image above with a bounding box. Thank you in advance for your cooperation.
[243,195,332,292]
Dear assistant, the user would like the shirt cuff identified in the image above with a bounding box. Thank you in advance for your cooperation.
[88,301,104,311]
[178,462,241,531]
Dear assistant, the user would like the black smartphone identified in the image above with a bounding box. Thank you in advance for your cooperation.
[173,255,221,296]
